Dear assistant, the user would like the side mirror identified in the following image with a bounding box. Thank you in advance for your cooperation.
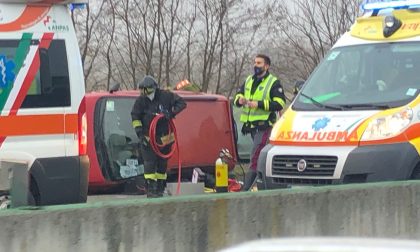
[294,80,305,95]
[109,83,120,94]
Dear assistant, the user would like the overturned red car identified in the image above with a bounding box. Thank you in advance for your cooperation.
[85,89,238,193]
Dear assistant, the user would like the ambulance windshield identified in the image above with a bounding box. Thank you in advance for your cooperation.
[293,42,420,111]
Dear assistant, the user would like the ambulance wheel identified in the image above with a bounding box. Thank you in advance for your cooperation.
[256,171,267,191]
[410,163,420,180]
[28,176,41,206]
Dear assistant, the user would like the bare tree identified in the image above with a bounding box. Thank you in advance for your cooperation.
[270,0,359,80]
[115,0,138,89]
[75,0,360,96]
[225,24,261,97]
[197,0,228,92]
[132,0,157,77]
[183,1,197,82]
[102,0,117,90]
[72,1,105,85]
[220,0,271,96]
[162,0,182,88]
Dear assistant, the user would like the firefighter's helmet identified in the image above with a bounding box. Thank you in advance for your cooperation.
[138,75,158,89]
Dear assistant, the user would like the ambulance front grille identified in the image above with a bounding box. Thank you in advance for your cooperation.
[271,155,337,176]
[272,177,333,185]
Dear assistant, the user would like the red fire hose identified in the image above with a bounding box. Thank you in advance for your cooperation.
[149,114,181,195]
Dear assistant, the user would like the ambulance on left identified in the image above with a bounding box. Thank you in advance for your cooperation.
[0,0,89,206]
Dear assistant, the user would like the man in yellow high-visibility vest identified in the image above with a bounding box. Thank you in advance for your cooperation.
[234,54,286,191]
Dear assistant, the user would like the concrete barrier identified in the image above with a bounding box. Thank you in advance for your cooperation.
[2,181,420,252]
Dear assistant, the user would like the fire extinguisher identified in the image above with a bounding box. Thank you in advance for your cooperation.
[215,151,228,192]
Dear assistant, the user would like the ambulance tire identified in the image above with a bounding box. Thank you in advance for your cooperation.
[79,189,88,203]
[411,167,420,180]
[28,176,41,206]
[256,171,267,191]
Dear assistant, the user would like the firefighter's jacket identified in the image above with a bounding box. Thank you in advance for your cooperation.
[131,89,187,140]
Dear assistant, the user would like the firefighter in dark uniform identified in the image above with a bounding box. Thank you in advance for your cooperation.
[131,76,186,198]
[234,54,286,191]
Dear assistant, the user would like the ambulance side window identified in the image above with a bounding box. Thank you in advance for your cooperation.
[22,40,70,108]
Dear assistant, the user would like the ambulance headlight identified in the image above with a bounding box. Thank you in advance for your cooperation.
[361,108,413,141]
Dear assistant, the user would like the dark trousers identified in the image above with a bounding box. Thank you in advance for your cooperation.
[140,140,171,180]
[249,127,272,171]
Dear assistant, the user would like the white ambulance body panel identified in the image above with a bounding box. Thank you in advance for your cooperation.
[0,1,89,205]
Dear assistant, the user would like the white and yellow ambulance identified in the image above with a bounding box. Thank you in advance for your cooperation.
[0,0,88,205]
[258,0,420,189]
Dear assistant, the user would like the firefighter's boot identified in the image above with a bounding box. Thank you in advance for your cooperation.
[241,170,257,191]
[156,179,166,197]
[146,179,159,198]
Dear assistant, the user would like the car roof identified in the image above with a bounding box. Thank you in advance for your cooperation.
[85,90,229,101]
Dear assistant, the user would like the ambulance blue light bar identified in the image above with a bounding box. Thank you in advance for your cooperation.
[361,0,420,11]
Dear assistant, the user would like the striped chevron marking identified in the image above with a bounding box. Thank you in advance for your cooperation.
[0,33,54,146]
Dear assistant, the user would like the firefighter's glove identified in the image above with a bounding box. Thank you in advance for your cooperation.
[135,126,143,139]
[139,136,150,147]
[162,111,173,120]
[135,128,149,146]
[158,105,173,120]
[141,136,150,146]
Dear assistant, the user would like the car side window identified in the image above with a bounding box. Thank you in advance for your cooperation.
[22,40,70,108]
